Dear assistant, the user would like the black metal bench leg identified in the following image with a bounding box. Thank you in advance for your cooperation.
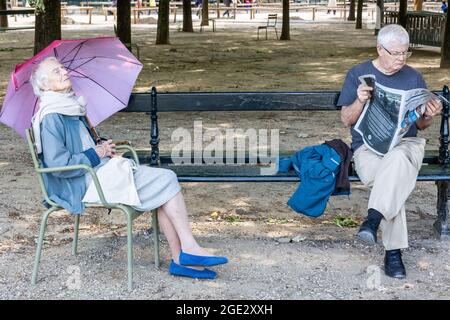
[434,181,450,238]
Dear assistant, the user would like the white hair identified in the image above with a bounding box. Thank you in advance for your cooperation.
[29,57,60,97]
[377,24,410,48]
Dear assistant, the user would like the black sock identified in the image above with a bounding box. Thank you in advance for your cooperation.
[367,208,383,229]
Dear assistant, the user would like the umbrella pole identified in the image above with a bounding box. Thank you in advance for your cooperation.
[84,116,101,143]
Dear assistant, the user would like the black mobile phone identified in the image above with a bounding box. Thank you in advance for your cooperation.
[363,77,375,89]
[363,77,375,102]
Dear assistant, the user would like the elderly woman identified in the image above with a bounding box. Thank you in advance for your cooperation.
[30,57,228,279]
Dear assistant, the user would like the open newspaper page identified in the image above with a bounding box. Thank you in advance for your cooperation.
[354,75,437,155]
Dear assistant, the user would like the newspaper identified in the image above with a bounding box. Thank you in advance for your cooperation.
[354,74,446,155]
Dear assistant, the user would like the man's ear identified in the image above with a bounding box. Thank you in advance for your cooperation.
[375,44,383,56]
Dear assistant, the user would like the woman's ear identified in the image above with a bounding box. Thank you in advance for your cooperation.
[40,76,49,91]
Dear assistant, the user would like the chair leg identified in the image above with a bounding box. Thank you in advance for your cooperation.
[126,212,134,291]
[152,209,160,269]
[275,28,278,40]
[31,206,60,285]
[72,214,80,255]
[265,28,268,40]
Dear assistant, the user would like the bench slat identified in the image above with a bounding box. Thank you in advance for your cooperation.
[154,163,450,182]
[125,149,441,165]
[124,91,444,112]
[125,92,342,112]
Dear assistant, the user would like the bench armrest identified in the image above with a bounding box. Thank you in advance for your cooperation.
[37,164,114,208]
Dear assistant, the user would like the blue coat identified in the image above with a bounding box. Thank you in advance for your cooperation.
[278,144,342,217]
[39,114,100,214]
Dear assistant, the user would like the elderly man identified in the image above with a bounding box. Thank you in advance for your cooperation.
[337,24,442,279]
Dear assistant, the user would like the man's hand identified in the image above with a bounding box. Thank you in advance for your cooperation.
[357,84,373,104]
[424,99,443,118]
[416,99,443,130]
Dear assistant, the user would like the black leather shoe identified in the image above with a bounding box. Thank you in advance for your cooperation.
[356,220,377,245]
[384,249,406,279]
[356,209,383,245]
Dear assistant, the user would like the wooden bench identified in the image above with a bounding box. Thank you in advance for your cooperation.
[200,18,216,32]
[0,8,35,31]
[61,6,94,24]
[120,86,450,239]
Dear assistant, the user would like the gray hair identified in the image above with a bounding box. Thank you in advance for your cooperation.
[377,24,410,48]
[29,57,60,97]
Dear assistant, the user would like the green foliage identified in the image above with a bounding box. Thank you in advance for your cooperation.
[331,215,359,228]
[224,215,242,223]
[28,0,45,12]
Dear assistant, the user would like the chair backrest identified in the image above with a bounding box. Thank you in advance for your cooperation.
[25,128,55,206]
[267,14,277,27]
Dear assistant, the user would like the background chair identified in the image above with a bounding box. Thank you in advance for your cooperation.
[26,128,160,291]
[257,13,278,40]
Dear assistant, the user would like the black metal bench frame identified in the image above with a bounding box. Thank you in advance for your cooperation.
[121,85,450,239]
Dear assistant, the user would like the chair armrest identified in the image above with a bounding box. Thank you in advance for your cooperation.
[115,142,140,165]
[37,164,114,208]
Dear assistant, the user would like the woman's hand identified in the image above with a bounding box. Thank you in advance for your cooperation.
[95,139,116,159]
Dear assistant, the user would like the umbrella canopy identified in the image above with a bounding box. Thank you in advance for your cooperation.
[0,37,143,138]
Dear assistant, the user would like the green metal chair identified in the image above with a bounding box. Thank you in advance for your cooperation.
[25,128,160,290]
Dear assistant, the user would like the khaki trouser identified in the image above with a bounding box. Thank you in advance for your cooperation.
[353,137,426,250]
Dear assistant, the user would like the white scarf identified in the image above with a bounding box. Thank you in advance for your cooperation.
[32,91,87,154]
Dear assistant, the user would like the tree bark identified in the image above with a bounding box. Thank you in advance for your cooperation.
[0,0,8,28]
[117,0,131,49]
[375,0,384,35]
[201,0,209,26]
[182,0,194,32]
[280,0,290,40]
[348,0,355,21]
[355,0,362,29]
[156,0,170,44]
[413,0,423,11]
[399,0,408,28]
[34,0,61,55]
[441,8,450,67]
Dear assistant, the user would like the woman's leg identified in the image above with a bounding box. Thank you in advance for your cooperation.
[160,191,211,257]
[157,206,181,262]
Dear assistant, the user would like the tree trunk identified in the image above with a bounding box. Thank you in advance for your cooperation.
[441,8,450,68]
[399,0,408,28]
[348,0,355,21]
[201,0,209,26]
[280,0,290,40]
[117,0,131,49]
[0,0,8,28]
[182,0,194,32]
[375,0,384,35]
[413,0,423,11]
[355,0,362,29]
[156,0,170,44]
[34,0,61,55]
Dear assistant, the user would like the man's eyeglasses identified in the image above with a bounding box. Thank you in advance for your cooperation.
[381,44,413,59]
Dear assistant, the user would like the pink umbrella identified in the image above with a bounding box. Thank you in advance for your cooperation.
[0,37,143,138]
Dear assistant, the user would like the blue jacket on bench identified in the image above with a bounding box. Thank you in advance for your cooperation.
[278,144,344,217]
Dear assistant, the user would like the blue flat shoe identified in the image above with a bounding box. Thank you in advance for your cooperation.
[169,260,217,279]
[179,250,229,267]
